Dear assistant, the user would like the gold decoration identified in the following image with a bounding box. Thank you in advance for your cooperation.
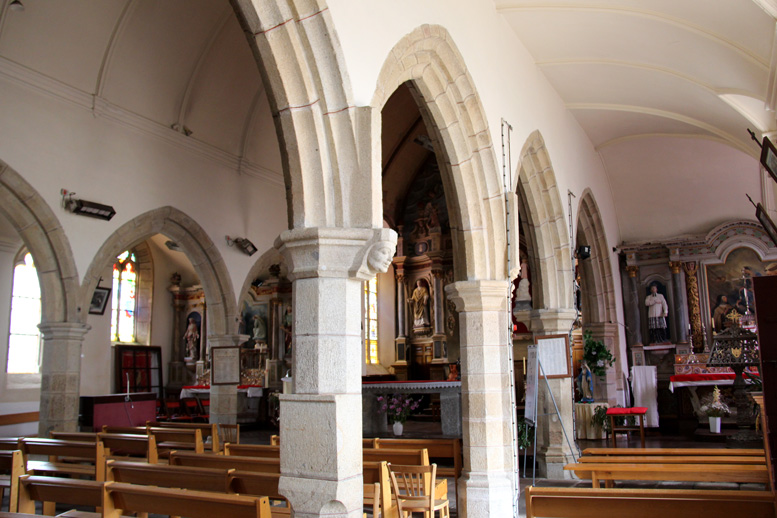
[626,265,639,278]
[682,261,703,352]
[669,261,682,274]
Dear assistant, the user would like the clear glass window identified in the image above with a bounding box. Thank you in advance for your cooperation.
[7,252,42,373]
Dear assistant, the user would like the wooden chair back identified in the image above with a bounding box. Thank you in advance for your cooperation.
[388,463,439,514]
[17,475,103,515]
[106,459,232,492]
[169,451,281,473]
[102,481,272,518]
[0,450,24,512]
[98,433,159,464]
[220,423,240,446]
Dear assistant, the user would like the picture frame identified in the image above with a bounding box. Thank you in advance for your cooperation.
[757,202,777,247]
[210,346,241,385]
[89,287,111,315]
[535,333,571,378]
[761,136,777,184]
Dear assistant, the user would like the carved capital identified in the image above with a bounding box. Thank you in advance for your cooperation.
[625,265,639,278]
[669,261,682,274]
[682,261,698,276]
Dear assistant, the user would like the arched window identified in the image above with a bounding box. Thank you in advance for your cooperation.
[112,251,137,343]
[364,276,378,364]
[7,251,42,373]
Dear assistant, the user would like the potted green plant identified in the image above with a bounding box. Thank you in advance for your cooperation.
[516,419,535,450]
[700,386,730,434]
[583,330,615,377]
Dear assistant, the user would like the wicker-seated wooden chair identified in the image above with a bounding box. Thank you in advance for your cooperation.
[388,463,450,518]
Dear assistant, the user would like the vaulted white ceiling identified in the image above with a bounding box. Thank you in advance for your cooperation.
[496,0,777,243]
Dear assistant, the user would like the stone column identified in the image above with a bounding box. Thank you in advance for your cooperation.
[207,333,249,425]
[528,308,578,479]
[38,322,90,435]
[683,262,704,352]
[275,227,396,518]
[395,265,406,339]
[445,280,516,518]
[669,261,689,343]
[432,270,445,335]
[624,266,643,346]
[585,322,619,405]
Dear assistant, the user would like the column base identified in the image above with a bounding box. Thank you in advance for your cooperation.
[537,450,577,479]
[457,471,515,518]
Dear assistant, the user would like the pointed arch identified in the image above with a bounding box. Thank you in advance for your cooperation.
[515,130,573,310]
[80,207,237,335]
[577,189,618,324]
[372,24,507,280]
[0,161,79,324]
[231,0,379,230]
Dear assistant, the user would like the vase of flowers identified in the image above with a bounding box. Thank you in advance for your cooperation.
[377,394,420,435]
[701,386,730,434]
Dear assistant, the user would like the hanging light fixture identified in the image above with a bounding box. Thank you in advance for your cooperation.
[9,0,24,12]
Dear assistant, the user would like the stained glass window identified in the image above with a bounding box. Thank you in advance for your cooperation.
[112,251,137,343]
[364,276,378,364]
[7,252,42,373]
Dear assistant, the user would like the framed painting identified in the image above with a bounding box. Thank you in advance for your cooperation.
[757,202,777,247]
[761,136,777,184]
[706,247,765,329]
[535,334,571,378]
[89,287,111,315]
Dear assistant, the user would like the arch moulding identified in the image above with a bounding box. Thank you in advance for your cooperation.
[372,24,507,281]
[80,206,237,336]
[577,188,617,325]
[0,161,79,323]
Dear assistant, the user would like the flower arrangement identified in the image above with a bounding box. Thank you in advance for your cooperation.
[377,394,421,424]
[583,329,615,377]
[700,386,730,418]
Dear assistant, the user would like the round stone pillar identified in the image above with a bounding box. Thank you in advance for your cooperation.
[445,280,516,518]
[37,322,90,435]
[275,227,396,518]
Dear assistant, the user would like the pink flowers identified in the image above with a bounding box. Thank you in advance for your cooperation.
[377,394,421,424]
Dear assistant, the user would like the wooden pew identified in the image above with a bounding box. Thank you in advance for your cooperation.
[106,459,232,492]
[363,482,380,518]
[363,447,429,466]
[49,432,98,443]
[0,451,23,512]
[17,475,102,517]
[564,461,770,488]
[579,455,766,465]
[147,421,220,452]
[228,471,290,516]
[0,439,21,452]
[170,451,281,473]
[525,486,777,518]
[147,427,204,457]
[98,433,159,464]
[582,447,764,457]
[225,444,279,458]
[19,438,107,481]
[100,426,147,435]
[102,481,272,518]
[270,435,377,449]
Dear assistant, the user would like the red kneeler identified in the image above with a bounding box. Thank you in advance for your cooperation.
[606,407,647,448]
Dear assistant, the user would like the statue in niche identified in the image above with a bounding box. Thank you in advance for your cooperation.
[408,279,431,329]
[183,316,200,360]
[513,278,532,313]
[645,283,669,344]
[252,314,267,342]
[576,361,594,402]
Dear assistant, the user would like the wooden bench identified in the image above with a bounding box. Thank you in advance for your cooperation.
[229,471,290,516]
[225,444,279,458]
[0,451,23,513]
[147,421,220,452]
[564,461,770,488]
[98,433,159,464]
[102,481,272,518]
[49,432,98,443]
[582,447,764,457]
[363,447,429,467]
[0,439,21,452]
[374,437,461,500]
[147,427,204,457]
[17,475,102,517]
[579,455,766,465]
[107,459,232,492]
[19,438,107,481]
[525,486,777,518]
[170,451,281,473]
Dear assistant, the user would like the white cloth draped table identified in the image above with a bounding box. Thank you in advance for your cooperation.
[630,366,658,427]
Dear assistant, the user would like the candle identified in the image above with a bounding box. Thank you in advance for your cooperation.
[522,356,526,375]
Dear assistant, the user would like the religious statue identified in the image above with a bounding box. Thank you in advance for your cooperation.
[576,361,594,402]
[446,362,460,381]
[712,295,733,333]
[407,280,431,329]
[183,317,200,360]
[645,284,669,344]
[367,241,395,273]
[252,314,267,342]
[513,278,532,312]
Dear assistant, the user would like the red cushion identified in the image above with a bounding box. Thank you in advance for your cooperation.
[606,407,648,415]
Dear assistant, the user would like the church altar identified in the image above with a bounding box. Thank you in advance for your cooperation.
[362,380,461,437]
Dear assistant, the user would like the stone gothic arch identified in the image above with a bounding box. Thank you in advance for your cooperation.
[231,0,380,230]
[80,206,237,336]
[372,24,508,281]
[515,130,573,311]
[577,189,617,325]
[0,160,79,324]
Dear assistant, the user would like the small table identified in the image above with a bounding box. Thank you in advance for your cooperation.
[607,407,647,448]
